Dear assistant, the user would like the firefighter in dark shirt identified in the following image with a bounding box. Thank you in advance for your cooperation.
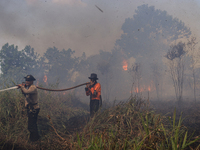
[85,73,102,118]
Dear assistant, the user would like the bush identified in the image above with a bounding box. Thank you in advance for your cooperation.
[0,84,200,149]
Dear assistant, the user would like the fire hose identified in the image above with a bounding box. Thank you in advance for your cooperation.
[0,82,90,93]
[36,82,89,91]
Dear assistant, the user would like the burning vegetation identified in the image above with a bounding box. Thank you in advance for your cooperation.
[122,59,128,71]
[0,3,200,150]
[43,75,48,83]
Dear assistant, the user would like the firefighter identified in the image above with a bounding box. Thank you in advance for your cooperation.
[85,73,102,118]
[18,75,40,142]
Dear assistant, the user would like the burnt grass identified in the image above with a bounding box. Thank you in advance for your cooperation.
[151,100,200,136]
[151,100,200,148]
[1,91,200,149]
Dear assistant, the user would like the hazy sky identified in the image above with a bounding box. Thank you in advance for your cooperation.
[0,0,200,57]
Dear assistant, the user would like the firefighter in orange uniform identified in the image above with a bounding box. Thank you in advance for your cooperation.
[85,73,102,118]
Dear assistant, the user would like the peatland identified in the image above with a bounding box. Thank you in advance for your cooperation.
[1,84,200,149]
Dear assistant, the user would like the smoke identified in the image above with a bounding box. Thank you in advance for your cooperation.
[0,0,123,56]
[0,0,199,56]
[0,0,200,102]
[51,0,84,6]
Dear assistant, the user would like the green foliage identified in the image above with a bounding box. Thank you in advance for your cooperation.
[0,86,28,149]
[43,47,79,85]
[0,43,44,83]
[115,4,191,63]
[0,43,21,75]
[0,80,89,149]
[70,98,200,150]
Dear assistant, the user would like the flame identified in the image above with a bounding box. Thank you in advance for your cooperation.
[43,75,47,83]
[134,88,139,93]
[134,87,145,93]
[148,81,156,91]
[123,60,128,71]
[148,86,151,91]
[132,81,156,94]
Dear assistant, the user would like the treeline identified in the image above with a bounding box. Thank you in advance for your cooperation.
[0,43,113,87]
[0,4,200,101]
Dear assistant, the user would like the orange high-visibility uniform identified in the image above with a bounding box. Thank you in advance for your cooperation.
[86,82,101,100]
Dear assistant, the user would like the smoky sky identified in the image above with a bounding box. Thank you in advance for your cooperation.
[0,0,200,57]
[0,0,200,102]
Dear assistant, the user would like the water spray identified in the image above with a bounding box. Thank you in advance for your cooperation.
[0,86,18,92]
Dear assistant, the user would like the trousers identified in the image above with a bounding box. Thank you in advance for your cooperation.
[27,108,40,141]
[90,100,99,118]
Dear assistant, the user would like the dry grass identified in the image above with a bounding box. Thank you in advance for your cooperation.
[0,83,200,149]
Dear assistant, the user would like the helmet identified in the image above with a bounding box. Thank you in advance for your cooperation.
[24,75,36,81]
[88,73,98,80]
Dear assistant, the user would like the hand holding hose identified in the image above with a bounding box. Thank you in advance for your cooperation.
[86,83,91,88]
[17,84,22,89]
[17,82,25,89]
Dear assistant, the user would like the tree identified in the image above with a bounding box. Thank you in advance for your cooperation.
[112,4,191,100]
[151,62,163,100]
[43,47,78,86]
[187,37,198,102]
[97,50,113,102]
[129,63,142,98]
[115,4,191,61]
[165,42,186,102]
[0,43,21,75]
[21,46,40,71]
[0,43,43,83]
